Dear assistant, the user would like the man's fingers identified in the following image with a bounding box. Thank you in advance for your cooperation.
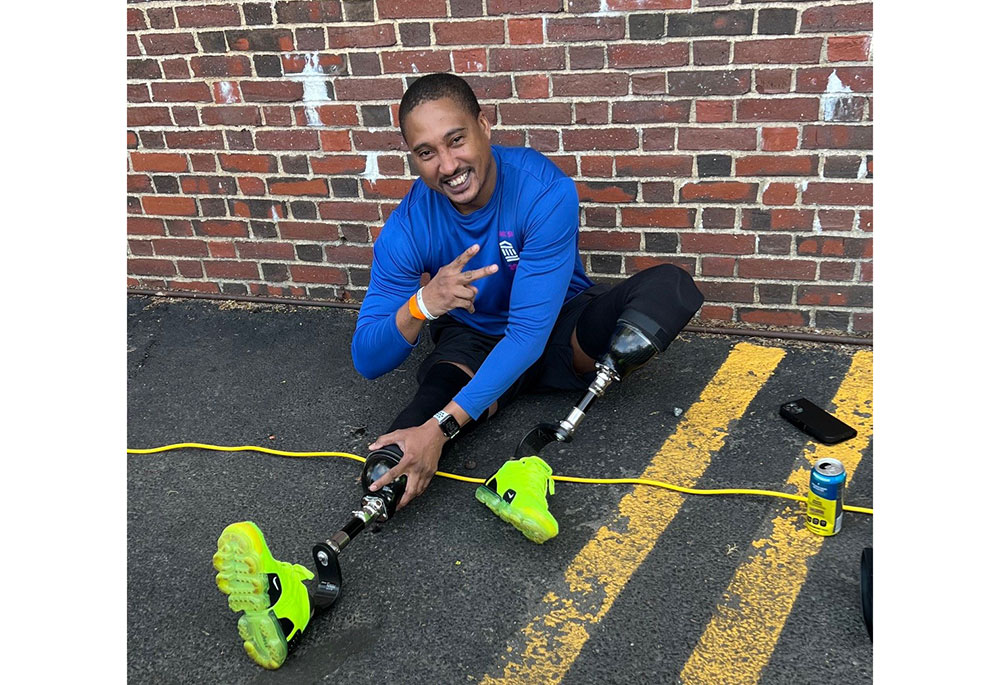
[449,243,480,269]
[369,462,404,491]
[462,263,499,283]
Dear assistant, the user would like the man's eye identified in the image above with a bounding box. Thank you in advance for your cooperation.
[452,136,464,145]
[418,150,432,159]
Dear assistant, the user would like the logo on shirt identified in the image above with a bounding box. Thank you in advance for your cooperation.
[498,230,519,271]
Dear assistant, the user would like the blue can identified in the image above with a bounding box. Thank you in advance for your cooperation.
[805,458,846,536]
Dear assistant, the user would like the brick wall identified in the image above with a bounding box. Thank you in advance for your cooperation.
[126,0,873,335]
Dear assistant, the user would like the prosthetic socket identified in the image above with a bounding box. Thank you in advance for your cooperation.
[515,308,667,458]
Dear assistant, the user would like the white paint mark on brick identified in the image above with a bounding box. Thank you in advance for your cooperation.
[412,63,419,73]
[217,81,238,104]
[857,157,868,179]
[822,70,853,122]
[362,152,380,183]
[271,206,281,221]
[852,211,860,231]
[813,212,823,232]
[289,52,331,128]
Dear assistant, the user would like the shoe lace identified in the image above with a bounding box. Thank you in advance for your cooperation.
[521,459,555,497]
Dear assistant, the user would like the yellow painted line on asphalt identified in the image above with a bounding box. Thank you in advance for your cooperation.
[680,349,873,685]
[480,342,786,685]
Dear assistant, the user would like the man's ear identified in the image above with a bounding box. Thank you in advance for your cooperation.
[478,110,491,139]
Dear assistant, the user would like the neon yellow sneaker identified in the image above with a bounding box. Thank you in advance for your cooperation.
[212,521,314,669]
[475,456,559,543]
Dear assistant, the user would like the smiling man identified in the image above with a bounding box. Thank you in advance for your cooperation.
[213,74,704,670]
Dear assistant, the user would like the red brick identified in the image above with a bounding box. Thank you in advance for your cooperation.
[735,155,818,176]
[696,100,733,123]
[127,7,147,31]
[240,81,304,103]
[362,179,413,199]
[378,155,406,176]
[325,245,375,263]
[132,153,189,173]
[190,55,252,77]
[262,104,295,128]
[434,20,505,45]
[612,101,690,123]
[508,17,543,44]
[701,257,735,277]
[381,49,452,73]
[256,130,320,151]
[578,231,640,251]
[680,233,755,255]
[631,73,666,95]
[274,1,343,23]
[802,182,872,206]
[141,33,198,55]
[763,182,797,205]
[201,106,262,126]
[204,260,260,279]
[580,157,614,178]
[377,0,447,18]
[318,201,381,221]
[755,69,792,94]
[128,175,154,193]
[151,238,210,257]
[608,0,692,9]
[129,239,154,256]
[736,98,817,122]
[575,181,637,203]
[615,155,692,177]
[333,77,404,101]
[669,70,751,96]
[310,155,367,175]
[801,125,872,150]
[859,210,872,232]
[293,105,359,127]
[328,24,396,48]
[563,129,639,151]
[678,127,756,151]
[608,43,688,69]
[738,258,815,280]
[769,209,814,230]
[762,127,798,151]
[642,129,677,151]
[625,255,696,274]
[514,74,549,99]
[699,282,754,304]
[801,3,872,32]
[490,47,564,71]
[290,264,348,285]
[320,130,353,152]
[175,4,241,27]
[278,221,339,241]
[828,36,872,63]
[142,196,199,216]
[352,130,407,151]
[739,309,807,327]
[219,154,278,173]
[621,207,696,228]
[151,82,213,103]
[238,177,267,196]
[235,241,296,260]
[128,217,166,236]
[641,181,675,203]
[733,38,823,65]
[193,220,251,238]
[796,237,846,257]
[212,81,243,104]
[700,305,734,321]
[547,16,625,41]
[169,279,217,292]
[680,181,757,203]
[129,258,177,277]
[453,49,489,74]
[180,176,238,195]
[487,0,562,13]
[499,102,571,125]
[818,261,857,282]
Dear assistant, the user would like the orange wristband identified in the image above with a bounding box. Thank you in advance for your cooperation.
[408,293,426,320]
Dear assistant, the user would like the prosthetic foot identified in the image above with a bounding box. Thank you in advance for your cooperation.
[213,521,315,669]
[516,308,668,458]
[476,456,558,543]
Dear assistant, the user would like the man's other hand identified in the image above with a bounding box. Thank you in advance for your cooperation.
[422,244,498,316]
[367,420,449,509]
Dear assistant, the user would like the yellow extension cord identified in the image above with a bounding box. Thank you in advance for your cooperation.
[126,442,874,516]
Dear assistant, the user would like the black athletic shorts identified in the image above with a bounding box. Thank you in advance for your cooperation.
[415,284,611,400]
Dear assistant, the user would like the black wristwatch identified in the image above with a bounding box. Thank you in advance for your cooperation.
[433,410,461,440]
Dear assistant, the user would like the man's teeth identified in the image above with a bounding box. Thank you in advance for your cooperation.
[446,171,469,187]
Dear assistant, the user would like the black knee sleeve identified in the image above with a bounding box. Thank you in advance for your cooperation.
[575,264,704,359]
[386,362,471,433]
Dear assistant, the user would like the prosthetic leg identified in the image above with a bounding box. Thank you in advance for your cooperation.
[516,308,669,458]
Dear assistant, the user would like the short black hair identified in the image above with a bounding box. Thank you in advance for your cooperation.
[398,73,482,138]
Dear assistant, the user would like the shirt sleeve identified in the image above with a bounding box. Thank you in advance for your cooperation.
[452,177,580,419]
[351,214,423,380]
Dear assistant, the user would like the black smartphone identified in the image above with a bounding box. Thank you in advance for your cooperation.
[779,398,857,445]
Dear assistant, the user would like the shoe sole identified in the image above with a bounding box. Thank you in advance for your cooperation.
[213,526,288,670]
[475,486,556,544]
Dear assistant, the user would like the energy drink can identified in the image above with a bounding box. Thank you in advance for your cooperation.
[805,458,846,536]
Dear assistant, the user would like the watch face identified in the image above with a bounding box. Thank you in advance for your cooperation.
[436,413,460,439]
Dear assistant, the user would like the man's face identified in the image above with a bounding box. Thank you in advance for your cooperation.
[402,97,496,215]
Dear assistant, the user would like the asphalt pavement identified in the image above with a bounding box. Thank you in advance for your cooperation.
[127,294,873,684]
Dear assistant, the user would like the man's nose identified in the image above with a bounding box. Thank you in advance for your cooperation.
[439,148,460,176]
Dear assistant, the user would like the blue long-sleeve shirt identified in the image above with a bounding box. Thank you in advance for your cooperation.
[351,146,593,420]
